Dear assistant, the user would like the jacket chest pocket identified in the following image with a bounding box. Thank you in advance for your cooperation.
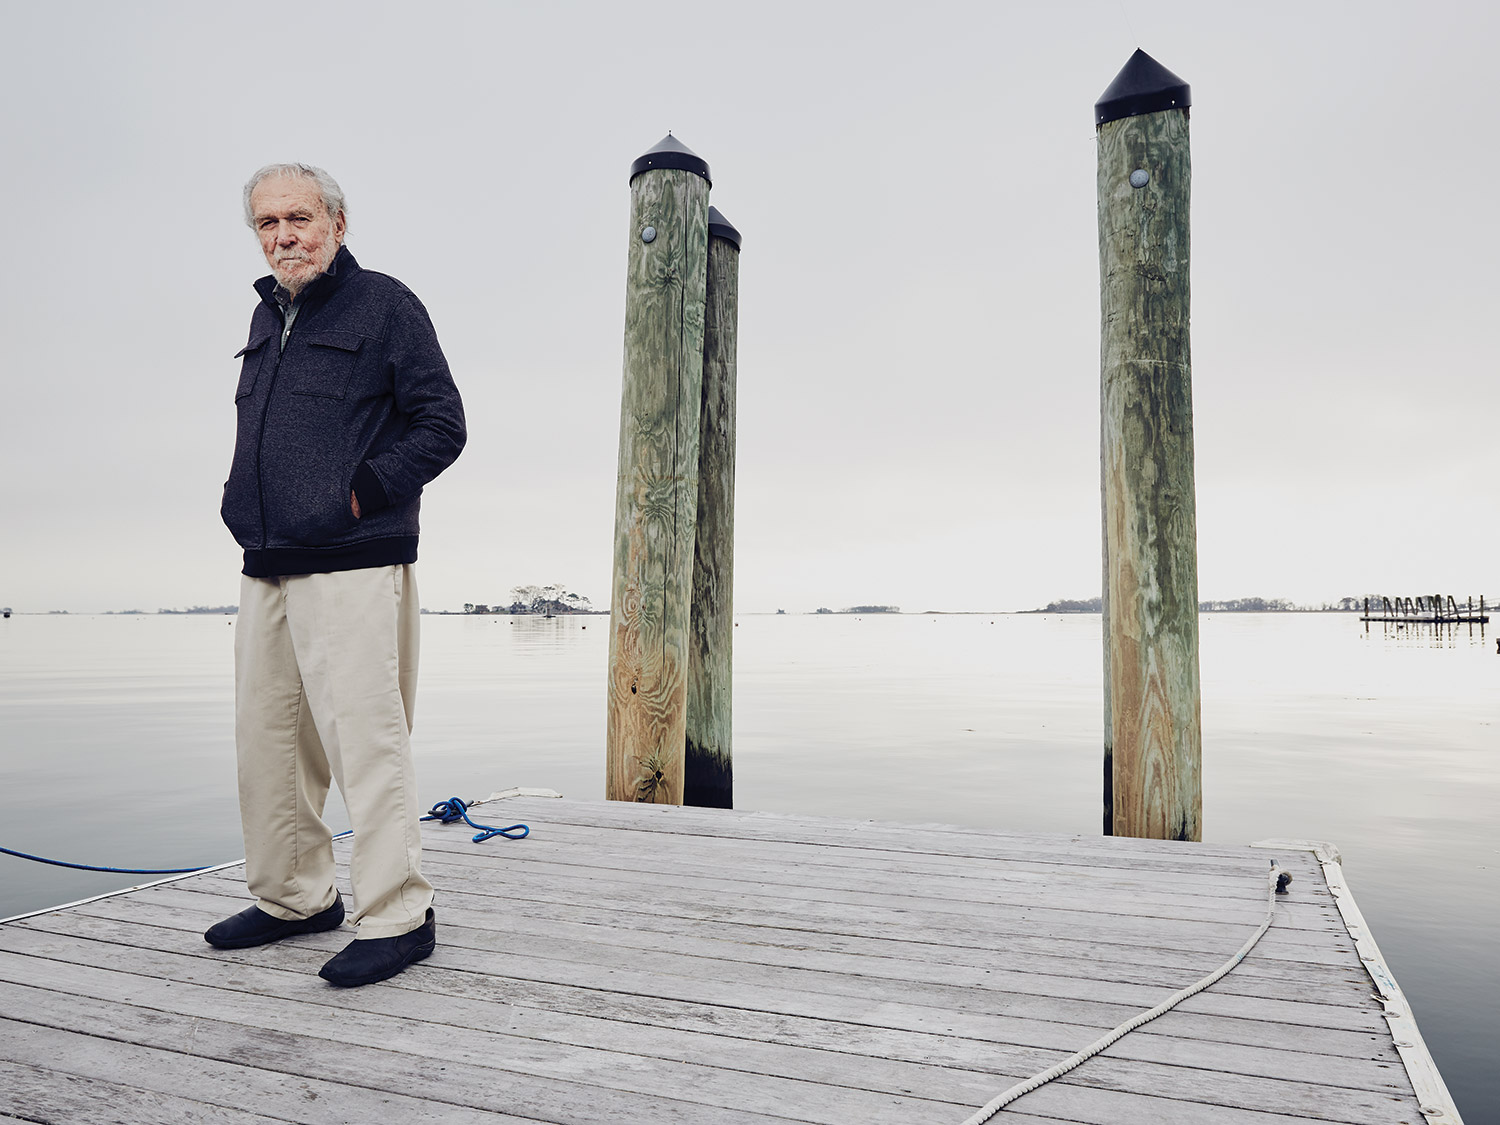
[232,333,275,400]
[293,331,367,400]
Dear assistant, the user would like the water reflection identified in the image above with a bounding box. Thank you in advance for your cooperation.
[1362,619,1490,648]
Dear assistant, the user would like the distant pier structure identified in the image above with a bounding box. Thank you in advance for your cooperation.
[1361,594,1488,627]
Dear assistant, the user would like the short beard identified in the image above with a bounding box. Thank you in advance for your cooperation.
[271,241,340,295]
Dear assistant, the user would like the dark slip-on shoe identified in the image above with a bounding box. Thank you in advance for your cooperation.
[318,907,436,987]
[204,895,345,949]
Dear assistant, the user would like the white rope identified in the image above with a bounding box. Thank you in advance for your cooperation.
[472,786,563,804]
[961,864,1289,1124]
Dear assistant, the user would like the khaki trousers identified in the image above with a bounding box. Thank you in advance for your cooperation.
[234,564,433,939]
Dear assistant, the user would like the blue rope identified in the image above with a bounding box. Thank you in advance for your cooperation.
[1,798,524,875]
[0,845,210,876]
[422,797,529,842]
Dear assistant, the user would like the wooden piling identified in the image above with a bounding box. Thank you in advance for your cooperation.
[1096,51,1202,841]
[684,207,742,809]
[606,135,712,804]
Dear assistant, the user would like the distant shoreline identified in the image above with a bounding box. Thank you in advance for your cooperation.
[9,602,1492,618]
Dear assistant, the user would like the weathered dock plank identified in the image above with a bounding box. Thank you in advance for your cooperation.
[415,822,1347,927]
[0,797,1445,1124]
[0,1014,525,1125]
[9,903,1401,1098]
[37,881,1373,1047]
[0,1052,293,1125]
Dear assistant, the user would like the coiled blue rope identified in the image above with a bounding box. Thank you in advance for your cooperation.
[1,796,527,874]
[422,797,529,842]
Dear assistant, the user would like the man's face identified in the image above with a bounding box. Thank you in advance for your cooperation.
[249,175,345,294]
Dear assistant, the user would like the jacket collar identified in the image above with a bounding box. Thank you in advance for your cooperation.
[254,244,359,312]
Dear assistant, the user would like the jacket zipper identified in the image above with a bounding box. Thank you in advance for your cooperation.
[252,330,285,551]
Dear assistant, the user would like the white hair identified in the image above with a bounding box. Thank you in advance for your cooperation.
[243,163,347,229]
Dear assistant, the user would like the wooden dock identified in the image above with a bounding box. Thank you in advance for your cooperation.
[0,797,1459,1124]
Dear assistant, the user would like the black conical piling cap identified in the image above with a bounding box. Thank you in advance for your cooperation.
[707,206,741,250]
[1094,49,1191,125]
[629,134,712,185]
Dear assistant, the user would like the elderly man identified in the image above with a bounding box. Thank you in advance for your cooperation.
[209,163,466,986]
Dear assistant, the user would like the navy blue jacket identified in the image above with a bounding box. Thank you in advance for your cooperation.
[221,246,466,577]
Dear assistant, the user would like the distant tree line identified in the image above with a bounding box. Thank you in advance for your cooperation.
[1200,597,1296,612]
[463,583,596,616]
[1037,596,1370,613]
[1039,597,1102,613]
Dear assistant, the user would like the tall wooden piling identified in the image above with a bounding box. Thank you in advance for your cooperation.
[684,207,742,809]
[606,135,712,804]
[1096,51,1202,841]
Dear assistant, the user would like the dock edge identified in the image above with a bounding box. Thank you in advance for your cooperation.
[1251,838,1463,1125]
[0,857,249,927]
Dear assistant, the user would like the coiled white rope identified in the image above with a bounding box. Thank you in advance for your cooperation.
[961,863,1291,1124]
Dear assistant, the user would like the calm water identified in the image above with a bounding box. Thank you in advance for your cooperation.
[1,611,1495,1115]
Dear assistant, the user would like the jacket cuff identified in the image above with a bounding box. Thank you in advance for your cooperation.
[351,462,391,515]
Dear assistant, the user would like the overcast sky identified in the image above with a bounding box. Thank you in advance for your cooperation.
[2,1,1495,614]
